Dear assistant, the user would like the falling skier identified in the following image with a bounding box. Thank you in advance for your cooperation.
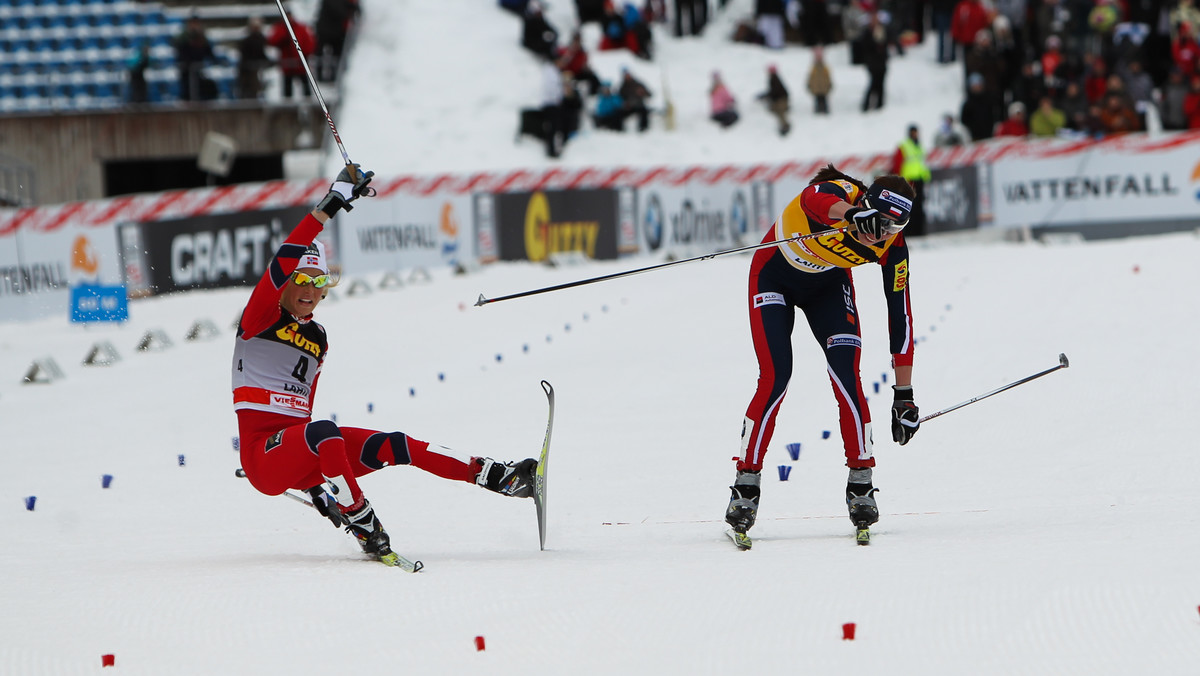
[232,166,537,567]
[726,164,920,547]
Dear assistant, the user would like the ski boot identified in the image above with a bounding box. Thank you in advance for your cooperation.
[343,499,394,558]
[475,457,537,498]
[725,470,761,534]
[846,467,879,545]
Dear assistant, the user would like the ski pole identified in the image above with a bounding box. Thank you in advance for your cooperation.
[919,353,1069,424]
[475,228,849,307]
[271,0,358,180]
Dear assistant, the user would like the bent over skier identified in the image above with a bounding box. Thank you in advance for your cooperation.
[233,166,536,565]
[726,163,920,542]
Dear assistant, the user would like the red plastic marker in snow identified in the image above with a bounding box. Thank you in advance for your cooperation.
[102,654,115,667]
[474,636,486,651]
[842,623,856,640]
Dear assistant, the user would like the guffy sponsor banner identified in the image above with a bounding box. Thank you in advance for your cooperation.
[491,189,622,262]
[989,136,1200,231]
[335,192,471,273]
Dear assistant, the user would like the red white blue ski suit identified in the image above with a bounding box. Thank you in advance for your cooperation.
[737,178,915,472]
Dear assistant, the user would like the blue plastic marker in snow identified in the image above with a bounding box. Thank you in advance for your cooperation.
[778,465,792,481]
[25,496,36,511]
[786,442,801,461]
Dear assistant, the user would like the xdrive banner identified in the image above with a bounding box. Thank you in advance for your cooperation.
[120,206,318,296]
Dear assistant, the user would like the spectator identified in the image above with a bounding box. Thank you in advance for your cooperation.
[993,0,1028,47]
[843,0,870,64]
[1083,54,1108,103]
[674,0,708,36]
[994,100,1029,136]
[1119,59,1153,111]
[1040,35,1066,94]
[556,31,601,95]
[1010,60,1046,118]
[618,67,653,132]
[858,11,890,112]
[756,0,787,50]
[1160,68,1189,130]
[800,0,831,47]
[1056,80,1090,130]
[758,64,791,135]
[931,0,957,63]
[890,124,930,237]
[960,72,998,141]
[593,81,627,130]
[950,0,991,73]
[1098,90,1141,133]
[1033,0,1071,55]
[1170,0,1200,42]
[237,18,269,100]
[991,16,1021,107]
[933,112,968,146]
[267,11,317,99]
[126,41,151,104]
[963,30,1001,103]
[538,58,566,158]
[561,73,584,139]
[598,2,652,58]
[1185,73,1200,128]
[807,45,833,115]
[173,15,216,102]
[1082,103,1107,137]
[315,0,360,82]
[522,2,560,60]
[710,70,739,127]
[1029,95,1066,136]
[499,0,530,16]
[1171,21,1200,79]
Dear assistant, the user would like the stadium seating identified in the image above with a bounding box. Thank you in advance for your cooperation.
[0,0,239,112]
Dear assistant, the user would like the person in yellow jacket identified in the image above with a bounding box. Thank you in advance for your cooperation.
[890,124,930,236]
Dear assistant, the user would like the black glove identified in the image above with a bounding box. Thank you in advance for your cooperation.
[316,164,375,217]
[306,486,347,528]
[844,206,888,240]
[890,385,920,445]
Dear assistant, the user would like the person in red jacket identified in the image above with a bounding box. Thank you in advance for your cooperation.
[233,166,537,565]
[950,0,991,70]
[994,101,1029,136]
[267,11,316,99]
[725,164,920,542]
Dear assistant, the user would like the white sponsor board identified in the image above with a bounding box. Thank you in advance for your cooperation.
[990,139,1200,229]
[0,218,122,321]
[337,192,472,273]
[635,179,767,258]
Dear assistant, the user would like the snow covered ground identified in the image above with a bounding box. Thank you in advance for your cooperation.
[4,0,1200,673]
[4,232,1200,674]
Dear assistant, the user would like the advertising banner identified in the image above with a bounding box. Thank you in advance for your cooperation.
[990,142,1200,230]
[336,192,471,274]
[924,165,979,233]
[0,220,122,321]
[635,180,772,258]
[123,206,316,295]
[492,189,621,262]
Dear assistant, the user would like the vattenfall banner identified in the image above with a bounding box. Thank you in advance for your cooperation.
[335,192,472,272]
[989,137,1200,232]
[0,220,122,322]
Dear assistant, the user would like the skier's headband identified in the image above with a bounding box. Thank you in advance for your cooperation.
[299,240,329,274]
[863,184,912,233]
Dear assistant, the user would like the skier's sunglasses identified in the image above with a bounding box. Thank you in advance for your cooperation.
[291,272,332,288]
[862,196,909,234]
